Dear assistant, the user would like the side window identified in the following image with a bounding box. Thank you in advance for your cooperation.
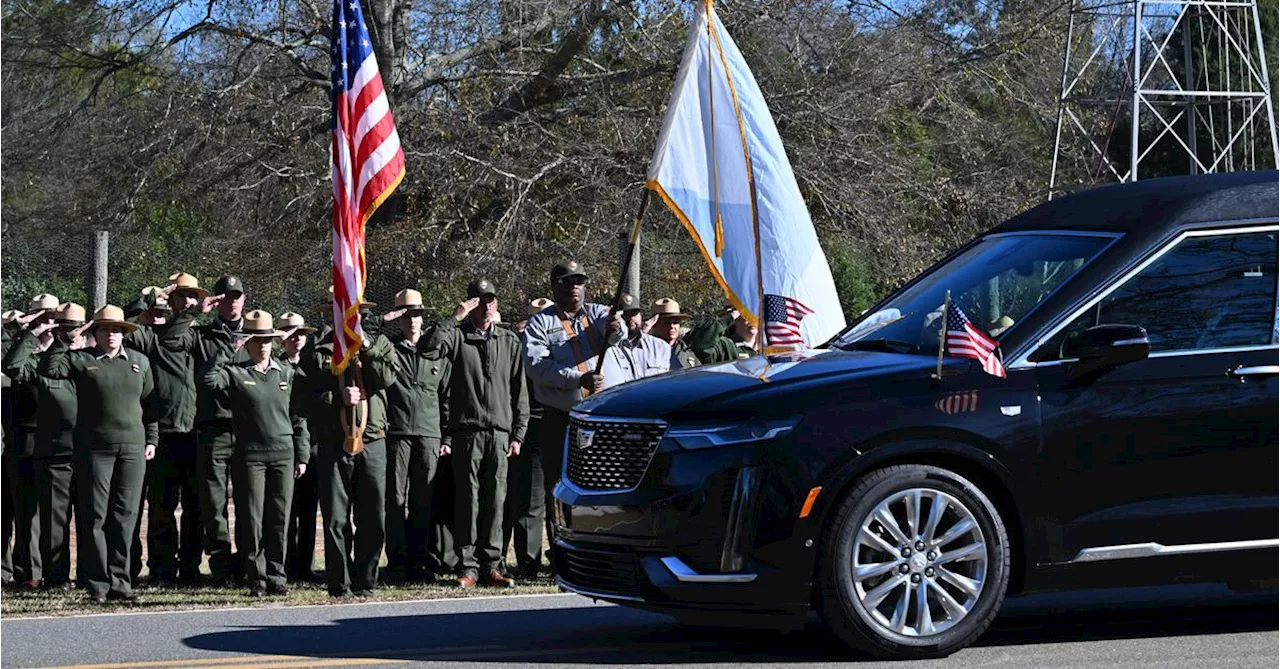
[1036,230,1278,361]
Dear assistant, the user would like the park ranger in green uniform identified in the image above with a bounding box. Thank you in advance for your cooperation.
[201,311,310,597]
[279,311,321,583]
[303,291,398,598]
[381,289,450,584]
[4,293,61,589]
[123,273,209,585]
[191,275,249,583]
[41,305,158,604]
[649,299,700,369]
[2,302,89,590]
[1,309,20,587]
[427,279,529,589]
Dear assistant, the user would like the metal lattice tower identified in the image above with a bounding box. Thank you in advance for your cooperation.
[1049,0,1278,197]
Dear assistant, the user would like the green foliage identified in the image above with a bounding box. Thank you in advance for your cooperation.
[824,237,885,318]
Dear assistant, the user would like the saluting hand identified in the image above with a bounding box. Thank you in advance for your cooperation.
[145,445,156,461]
[16,310,46,327]
[69,321,94,342]
[30,320,58,338]
[201,293,224,314]
[453,298,480,322]
[642,313,659,334]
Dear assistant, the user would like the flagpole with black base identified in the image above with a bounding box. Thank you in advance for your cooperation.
[592,188,652,373]
[933,289,950,381]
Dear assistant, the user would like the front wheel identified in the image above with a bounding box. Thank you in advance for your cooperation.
[818,464,1011,659]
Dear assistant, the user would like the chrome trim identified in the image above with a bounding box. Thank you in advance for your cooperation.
[556,577,646,603]
[1232,365,1280,376]
[660,556,759,584]
[1070,538,1280,563]
[1008,222,1280,369]
[985,230,1124,239]
[1110,338,1149,346]
[1017,343,1279,369]
[569,410,668,425]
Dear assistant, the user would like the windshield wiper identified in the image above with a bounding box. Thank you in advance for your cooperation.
[837,338,921,354]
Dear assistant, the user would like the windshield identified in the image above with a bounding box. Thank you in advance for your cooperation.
[833,233,1113,355]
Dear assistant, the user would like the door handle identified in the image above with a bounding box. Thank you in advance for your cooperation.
[1230,365,1280,377]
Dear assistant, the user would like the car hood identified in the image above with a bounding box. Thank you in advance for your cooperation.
[574,349,937,420]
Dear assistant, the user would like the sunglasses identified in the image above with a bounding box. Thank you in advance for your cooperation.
[557,276,589,287]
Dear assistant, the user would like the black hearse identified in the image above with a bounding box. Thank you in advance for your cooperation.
[552,171,1279,659]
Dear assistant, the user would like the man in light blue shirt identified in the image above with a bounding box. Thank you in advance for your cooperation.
[601,294,671,390]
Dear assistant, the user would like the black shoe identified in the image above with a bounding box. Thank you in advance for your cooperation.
[89,592,108,604]
[209,573,235,588]
[352,589,375,598]
[148,575,178,589]
[266,583,289,596]
[43,580,76,592]
[105,591,138,603]
[248,584,267,598]
[329,589,352,598]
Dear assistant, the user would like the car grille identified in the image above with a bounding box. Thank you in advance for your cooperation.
[556,541,644,598]
[565,416,665,491]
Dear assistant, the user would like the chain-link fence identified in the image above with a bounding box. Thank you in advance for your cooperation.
[2,212,725,330]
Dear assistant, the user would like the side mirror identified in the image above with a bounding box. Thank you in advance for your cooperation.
[1064,324,1150,382]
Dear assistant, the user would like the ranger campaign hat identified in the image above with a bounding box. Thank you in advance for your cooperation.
[213,275,246,297]
[549,260,589,284]
[652,298,692,321]
[277,311,316,335]
[2,310,23,325]
[527,297,554,317]
[236,310,285,339]
[466,279,497,299]
[168,272,210,300]
[90,305,138,333]
[394,289,424,310]
[618,293,643,315]
[55,302,87,327]
[28,293,59,315]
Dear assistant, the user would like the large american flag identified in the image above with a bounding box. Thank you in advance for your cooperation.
[945,301,1006,378]
[330,0,405,374]
[764,294,814,351]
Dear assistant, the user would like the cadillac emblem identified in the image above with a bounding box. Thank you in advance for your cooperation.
[575,428,596,451]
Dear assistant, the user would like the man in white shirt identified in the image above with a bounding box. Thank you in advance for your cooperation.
[601,294,671,389]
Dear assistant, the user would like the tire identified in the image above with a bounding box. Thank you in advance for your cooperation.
[818,464,1011,659]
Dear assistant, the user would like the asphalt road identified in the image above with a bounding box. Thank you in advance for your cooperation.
[1,584,1275,669]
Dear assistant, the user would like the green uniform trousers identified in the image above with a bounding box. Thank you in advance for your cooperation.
[197,422,236,578]
[146,432,201,581]
[318,438,386,596]
[538,408,571,573]
[453,430,508,574]
[76,444,146,597]
[385,436,439,580]
[430,454,458,575]
[286,464,319,581]
[2,432,13,583]
[35,456,74,586]
[503,415,544,573]
[10,429,41,583]
[232,454,294,588]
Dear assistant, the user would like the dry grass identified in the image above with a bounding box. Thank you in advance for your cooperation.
[0,574,562,618]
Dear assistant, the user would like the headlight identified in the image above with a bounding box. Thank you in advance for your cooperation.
[666,417,800,450]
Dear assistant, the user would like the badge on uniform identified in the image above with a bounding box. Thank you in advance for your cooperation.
[131,363,140,373]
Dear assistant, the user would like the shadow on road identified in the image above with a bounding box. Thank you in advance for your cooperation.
[182,585,1278,664]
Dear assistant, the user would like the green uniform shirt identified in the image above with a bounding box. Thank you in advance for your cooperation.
[671,337,701,369]
[39,342,159,447]
[686,317,759,365]
[427,319,529,444]
[3,331,77,457]
[126,319,198,435]
[192,316,250,424]
[201,356,310,463]
[301,329,399,445]
[385,333,450,438]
